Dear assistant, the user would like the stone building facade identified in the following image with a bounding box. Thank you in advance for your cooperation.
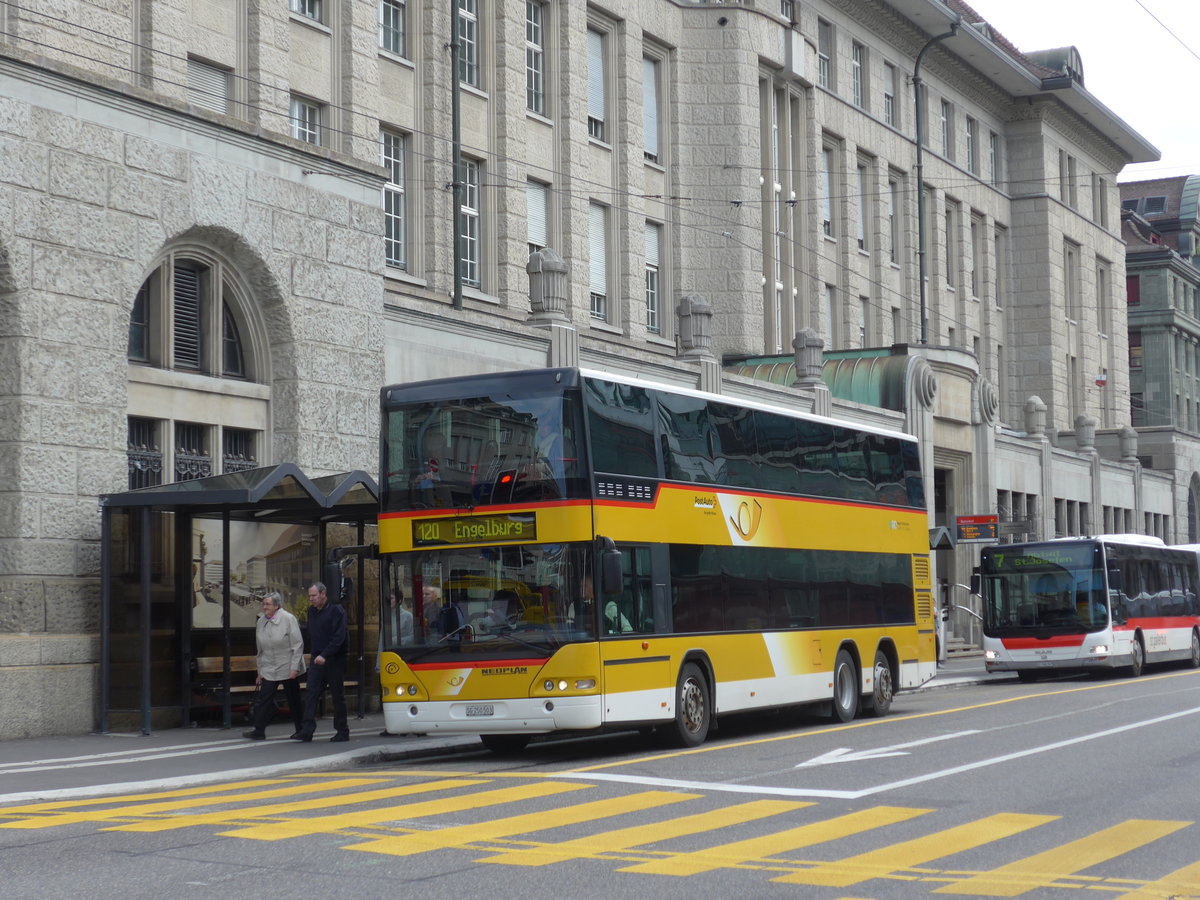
[0,0,1179,737]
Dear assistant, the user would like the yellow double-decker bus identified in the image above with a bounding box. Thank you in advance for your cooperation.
[376,367,935,751]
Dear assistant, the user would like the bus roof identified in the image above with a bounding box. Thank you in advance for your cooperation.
[381,366,919,446]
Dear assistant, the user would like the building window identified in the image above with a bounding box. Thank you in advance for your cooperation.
[820,146,834,238]
[1129,331,1143,369]
[944,201,956,286]
[988,131,1000,185]
[223,428,259,473]
[527,180,548,256]
[587,28,608,141]
[643,56,660,163]
[128,257,250,380]
[645,221,661,334]
[526,1,545,115]
[851,42,865,108]
[289,0,321,22]
[1127,274,1141,306]
[855,163,868,251]
[940,100,952,158]
[887,176,899,264]
[1058,150,1078,208]
[289,96,321,145]
[589,202,609,320]
[380,0,406,56]
[381,129,407,269]
[187,58,230,114]
[860,296,870,347]
[883,61,898,127]
[1064,241,1080,321]
[1092,174,1109,228]
[126,249,265,488]
[459,159,480,287]
[965,116,978,174]
[127,417,163,489]
[817,19,833,89]
[823,283,837,347]
[457,0,479,88]
[970,216,982,297]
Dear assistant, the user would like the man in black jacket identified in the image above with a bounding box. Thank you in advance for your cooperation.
[294,581,349,742]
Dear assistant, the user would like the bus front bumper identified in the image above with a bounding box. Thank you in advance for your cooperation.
[383,695,603,735]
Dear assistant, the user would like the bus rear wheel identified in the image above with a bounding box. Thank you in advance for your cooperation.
[830,649,859,722]
[671,663,710,747]
[862,648,893,718]
[480,734,530,754]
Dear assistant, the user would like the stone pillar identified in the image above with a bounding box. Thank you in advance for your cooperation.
[527,248,569,326]
[792,327,831,416]
[677,293,713,358]
[1074,415,1097,452]
[1024,396,1047,440]
[1119,425,1139,462]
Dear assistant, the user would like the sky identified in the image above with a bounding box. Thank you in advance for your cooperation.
[965,0,1200,183]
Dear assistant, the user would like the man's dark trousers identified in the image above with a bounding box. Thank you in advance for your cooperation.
[300,655,348,738]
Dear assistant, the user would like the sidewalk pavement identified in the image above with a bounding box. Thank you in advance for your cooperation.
[0,653,1010,805]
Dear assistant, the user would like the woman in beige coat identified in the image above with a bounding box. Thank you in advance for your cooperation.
[243,592,307,740]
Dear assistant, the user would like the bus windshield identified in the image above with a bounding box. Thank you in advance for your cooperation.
[379,542,596,662]
[980,542,1109,636]
[382,384,587,513]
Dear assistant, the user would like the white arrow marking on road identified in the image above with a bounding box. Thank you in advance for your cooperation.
[795,730,981,768]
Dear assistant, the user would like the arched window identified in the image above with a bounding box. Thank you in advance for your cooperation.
[126,249,269,489]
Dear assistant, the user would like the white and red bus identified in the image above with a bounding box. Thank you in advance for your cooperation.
[978,535,1200,681]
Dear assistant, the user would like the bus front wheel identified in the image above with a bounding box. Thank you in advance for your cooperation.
[1190,629,1200,668]
[480,734,530,754]
[831,649,859,722]
[1126,635,1145,678]
[671,662,710,747]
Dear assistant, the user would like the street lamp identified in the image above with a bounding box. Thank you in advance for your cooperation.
[913,20,958,345]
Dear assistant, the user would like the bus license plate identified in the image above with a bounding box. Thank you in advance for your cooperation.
[465,704,494,717]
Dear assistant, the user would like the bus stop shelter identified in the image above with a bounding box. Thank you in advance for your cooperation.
[98,464,379,734]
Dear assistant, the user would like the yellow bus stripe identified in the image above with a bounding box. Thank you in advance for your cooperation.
[476,799,809,867]
[222,781,588,842]
[777,812,1056,887]
[1111,859,1200,900]
[623,805,929,877]
[344,791,698,858]
[0,777,388,829]
[936,819,1191,897]
[106,779,485,833]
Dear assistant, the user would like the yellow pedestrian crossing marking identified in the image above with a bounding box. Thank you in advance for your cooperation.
[778,813,1056,887]
[1,772,1197,896]
[344,790,699,858]
[1112,859,1200,900]
[623,805,929,876]
[221,780,589,842]
[476,799,810,867]
[937,819,1191,896]
[0,778,292,818]
[105,778,486,833]
[0,777,387,829]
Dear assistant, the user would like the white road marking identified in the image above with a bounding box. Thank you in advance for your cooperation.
[562,706,1200,800]
[794,730,981,768]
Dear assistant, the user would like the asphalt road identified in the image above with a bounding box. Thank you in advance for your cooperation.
[3,665,1200,899]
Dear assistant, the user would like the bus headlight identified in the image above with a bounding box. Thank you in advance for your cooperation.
[544,680,555,691]
[558,679,569,691]
[984,649,999,661]
[408,684,418,695]
[575,678,596,690]
[1091,644,1109,655]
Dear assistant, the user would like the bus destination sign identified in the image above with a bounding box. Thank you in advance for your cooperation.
[412,513,536,547]
[956,514,998,543]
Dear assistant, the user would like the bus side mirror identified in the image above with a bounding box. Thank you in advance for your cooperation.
[596,536,623,595]
[970,571,982,595]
